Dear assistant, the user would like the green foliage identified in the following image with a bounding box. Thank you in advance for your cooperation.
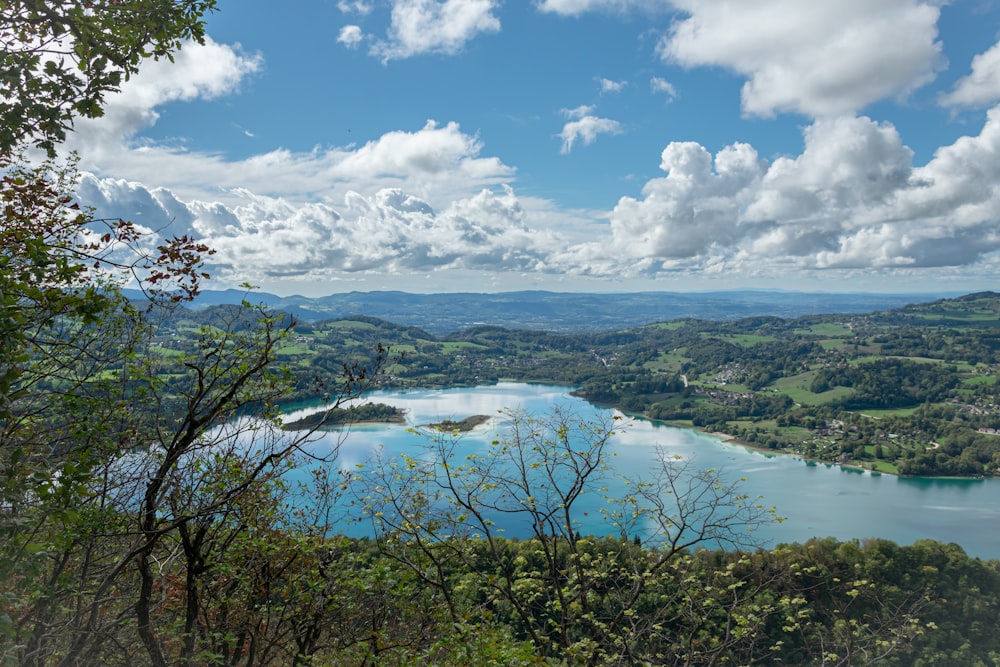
[4,0,1000,662]
[239,291,1000,478]
[811,358,959,409]
[282,401,405,430]
[1,0,218,155]
[357,410,789,664]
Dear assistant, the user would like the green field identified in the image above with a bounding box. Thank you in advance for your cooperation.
[794,323,854,337]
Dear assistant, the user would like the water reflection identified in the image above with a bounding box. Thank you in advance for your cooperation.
[288,383,1000,559]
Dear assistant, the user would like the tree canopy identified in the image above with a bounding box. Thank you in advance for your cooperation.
[1,0,217,155]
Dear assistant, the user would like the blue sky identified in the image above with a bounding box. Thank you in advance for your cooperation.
[66,0,1000,296]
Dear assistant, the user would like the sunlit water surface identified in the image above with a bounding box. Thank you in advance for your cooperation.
[282,383,1000,559]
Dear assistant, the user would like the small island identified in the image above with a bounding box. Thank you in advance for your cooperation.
[282,402,406,431]
[421,415,492,432]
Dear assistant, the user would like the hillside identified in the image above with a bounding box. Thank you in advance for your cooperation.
[152,291,1000,478]
[141,288,960,334]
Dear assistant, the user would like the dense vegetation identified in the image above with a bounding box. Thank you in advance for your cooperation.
[6,2,1000,665]
[282,402,404,430]
[220,291,1000,478]
[422,414,491,431]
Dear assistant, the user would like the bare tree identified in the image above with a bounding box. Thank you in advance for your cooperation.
[359,407,783,664]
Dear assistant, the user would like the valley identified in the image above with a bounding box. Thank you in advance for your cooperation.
[154,290,1000,478]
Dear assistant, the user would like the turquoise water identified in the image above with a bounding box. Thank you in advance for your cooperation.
[285,383,1000,559]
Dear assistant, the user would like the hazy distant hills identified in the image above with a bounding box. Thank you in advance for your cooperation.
[132,289,965,335]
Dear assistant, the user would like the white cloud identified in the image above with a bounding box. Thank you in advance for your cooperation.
[562,104,595,119]
[75,107,1000,290]
[660,0,944,117]
[66,48,516,210]
[61,22,1000,291]
[337,0,373,14]
[566,111,1000,278]
[941,40,1000,109]
[598,77,626,94]
[77,176,561,284]
[371,0,501,62]
[558,115,623,153]
[603,141,764,261]
[338,25,364,48]
[330,120,512,186]
[67,37,261,153]
[744,116,913,227]
[537,0,651,15]
[650,76,676,100]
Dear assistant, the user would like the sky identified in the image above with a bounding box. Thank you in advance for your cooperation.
[63,0,1000,296]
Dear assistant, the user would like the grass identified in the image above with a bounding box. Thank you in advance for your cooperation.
[777,425,812,438]
[786,386,852,405]
[716,334,778,347]
[859,407,921,418]
[441,341,488,352]
[794,323,855,337]
[151,345,184,358]
[277,342,313,356]
[848,355,882,364]
[643,350,689,373]
[870,460,900,474]
[326,320,379,331]
[700,381,751,393]
[769,372,852,406]
[908,310,1000,322]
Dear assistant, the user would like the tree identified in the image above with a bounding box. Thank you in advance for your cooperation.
[0,2,391,662]
[0,156,224,665]
[0,154,213,418]
[1,0,217,414]
[3,287,387,665]
[1,0,218,155]
[359,408,784,664]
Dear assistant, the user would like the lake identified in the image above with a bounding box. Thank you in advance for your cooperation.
[284,382,1000,560]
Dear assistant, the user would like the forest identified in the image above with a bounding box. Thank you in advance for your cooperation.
[245,292,1000,478]
[281,402,405,431]
[6,2,1000,665]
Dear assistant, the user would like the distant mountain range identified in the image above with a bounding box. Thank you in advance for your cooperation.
[130,288,966,335]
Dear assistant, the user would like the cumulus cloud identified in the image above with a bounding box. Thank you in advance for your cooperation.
[598,77,626,94]
[558,106,623,153]
[75,107,1000,289]
[660,0,944,117]
[371,0,501,62]
[68,47,516,210]
[941,40,1000,109]
[77,175,560,284]
[67,37,261,150]
[604,141,765,262]
[562,104,594,119]
[60,13,1000,291]
[338,25,364,48]
[564,111,1000,278]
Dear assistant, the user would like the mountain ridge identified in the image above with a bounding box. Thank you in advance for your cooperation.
[133,288,962,335]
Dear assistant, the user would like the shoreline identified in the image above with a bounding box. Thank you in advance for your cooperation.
[619,409,901,477]
[418,414,493,433]
[598,400,991,479]
[704,429,878,474]
[285,385,992,480]
[694,426,988,481]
